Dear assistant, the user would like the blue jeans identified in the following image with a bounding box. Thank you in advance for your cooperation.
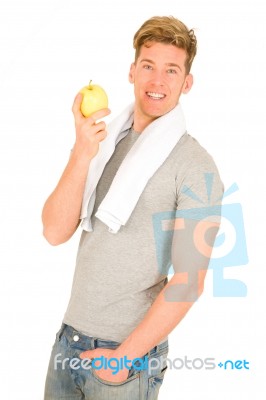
[44,323,168,399]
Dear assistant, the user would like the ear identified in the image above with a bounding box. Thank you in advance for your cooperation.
[182,73,193,94]
[128,63,135,84]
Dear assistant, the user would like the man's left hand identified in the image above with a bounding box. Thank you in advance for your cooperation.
[80,348,130,383]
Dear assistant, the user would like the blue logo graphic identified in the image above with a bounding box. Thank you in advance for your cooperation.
[152,174,248,299]
[217,359,250,370]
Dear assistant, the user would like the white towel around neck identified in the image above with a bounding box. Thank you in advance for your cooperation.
[80,102,186,233]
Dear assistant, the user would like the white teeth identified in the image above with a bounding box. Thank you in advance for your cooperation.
[147,92,165,99]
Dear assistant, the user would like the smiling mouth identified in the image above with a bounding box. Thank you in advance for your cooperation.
[146,92,166,100]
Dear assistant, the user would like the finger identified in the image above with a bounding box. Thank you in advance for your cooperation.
[72,93,84,121]
[89,108,111,122]
[96,130,108,142]
[90,120,106,132]
[80,108,111,128]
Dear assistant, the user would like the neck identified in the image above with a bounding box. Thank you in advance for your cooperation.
[132,109,158,133]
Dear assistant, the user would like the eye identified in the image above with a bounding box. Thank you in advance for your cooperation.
[143,64,153,70]
[167,69,177,74]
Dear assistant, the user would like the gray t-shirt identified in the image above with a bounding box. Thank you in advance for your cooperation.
[63,127,223,343]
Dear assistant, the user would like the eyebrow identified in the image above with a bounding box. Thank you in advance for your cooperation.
[140,58,182,72]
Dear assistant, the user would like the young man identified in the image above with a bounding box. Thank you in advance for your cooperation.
[43,16,223,399]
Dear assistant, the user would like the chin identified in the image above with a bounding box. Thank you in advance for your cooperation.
[144,106,171,119]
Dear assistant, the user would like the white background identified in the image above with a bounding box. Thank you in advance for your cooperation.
[0,0,265,398]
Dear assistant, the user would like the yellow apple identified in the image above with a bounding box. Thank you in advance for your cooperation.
[79,80,108,117]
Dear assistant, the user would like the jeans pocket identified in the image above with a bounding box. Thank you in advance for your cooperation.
[89,368,141,400]
[147,347,169,399]
[147,365,168,399]
[91,367,140,387]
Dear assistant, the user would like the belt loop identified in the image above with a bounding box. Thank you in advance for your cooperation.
[147,349,151,357]
[91,337,97,350]
[147,344,157,357]
[57,323,66,341]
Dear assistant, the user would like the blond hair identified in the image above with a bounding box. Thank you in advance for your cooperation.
[133,16,197,73]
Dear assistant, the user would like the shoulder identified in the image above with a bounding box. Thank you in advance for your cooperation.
[172,133,224,207]
[172,133,217,169]
[169,132,221,177]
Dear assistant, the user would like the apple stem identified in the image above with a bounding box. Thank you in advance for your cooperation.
[89,80,92,89]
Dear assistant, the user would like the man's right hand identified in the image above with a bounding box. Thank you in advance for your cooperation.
[72,92,111,160]
[41,94,110,246]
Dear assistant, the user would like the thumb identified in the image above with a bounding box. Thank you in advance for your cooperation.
[72,92,84,121]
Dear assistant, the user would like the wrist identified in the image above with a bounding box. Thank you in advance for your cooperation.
[114,337,141,360]
[70,144,93,165]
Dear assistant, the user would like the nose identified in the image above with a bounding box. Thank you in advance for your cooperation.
[150,69,165,86]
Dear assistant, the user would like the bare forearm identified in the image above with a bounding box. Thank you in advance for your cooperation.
[42,147,91,245]
[119,219,219,357]
[116,272,205,359]
[42,94,110,245]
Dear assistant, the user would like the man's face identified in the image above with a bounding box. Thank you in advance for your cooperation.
[129,41,193,130]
